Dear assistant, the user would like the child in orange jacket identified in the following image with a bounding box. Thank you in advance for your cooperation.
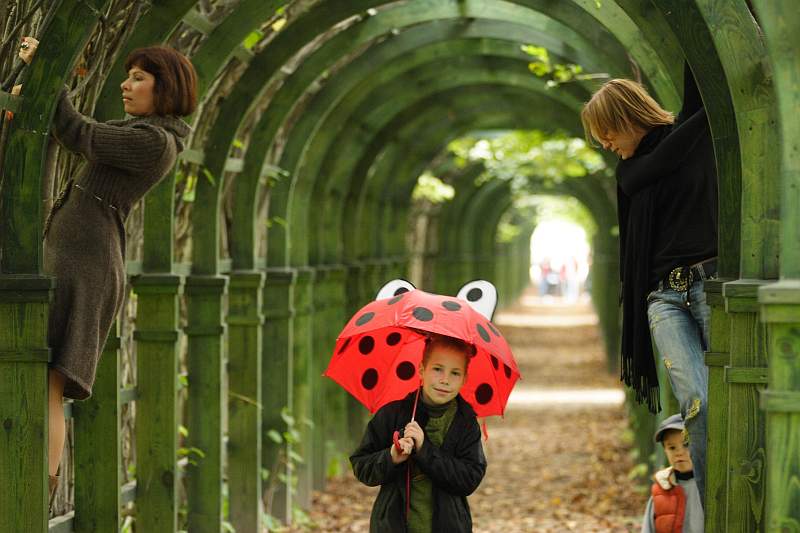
[641,414,704,533]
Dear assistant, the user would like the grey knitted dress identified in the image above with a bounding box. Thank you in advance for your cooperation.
[45,89,190,400]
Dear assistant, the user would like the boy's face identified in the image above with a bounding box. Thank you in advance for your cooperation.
[420,347,467,405]
[662,429,693,473]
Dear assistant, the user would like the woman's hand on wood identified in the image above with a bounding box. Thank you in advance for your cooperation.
[18,36,39,64]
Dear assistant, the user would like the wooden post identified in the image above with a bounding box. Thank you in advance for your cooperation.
[227,270,265,533]
[0,276,54,532]
[292,267,315,510]
[758,283,800,530]
[72,328,121,532]
[723,281,769,532]
[262,268,296,522]
[703,278,732,530]
[185,274,227,533]
[132,274,182,532]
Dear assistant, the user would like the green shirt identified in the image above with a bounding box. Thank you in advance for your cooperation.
[407,399,457,533]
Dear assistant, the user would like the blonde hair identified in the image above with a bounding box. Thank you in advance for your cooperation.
[581,79,674,144]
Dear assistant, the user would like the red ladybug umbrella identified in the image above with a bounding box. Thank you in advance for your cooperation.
[324,279,520,419]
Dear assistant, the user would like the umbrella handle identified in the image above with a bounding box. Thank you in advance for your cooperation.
[392,430,402,451]
[410,386,421,422]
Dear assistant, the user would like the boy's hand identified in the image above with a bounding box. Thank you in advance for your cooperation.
[390,437,414,464]
[653,466,675,490]
[404,421,425,452]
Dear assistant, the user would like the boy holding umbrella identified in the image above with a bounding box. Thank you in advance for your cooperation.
[350,333,486,533]
[327,279,519,532]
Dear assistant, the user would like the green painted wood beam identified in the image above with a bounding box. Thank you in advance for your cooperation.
[302,63,585,268]
[336,70,585,259]
[72,331,121,533]
[242,0,676,268]
[190,1,285,105]
[689,0,778,281]
[1,0,112,273]
[203,0,675,272]
[131,274,183,532]
[290,51,590,260]
[365,101,554,268]
[752,3,800,528]
[231,14,621,268]
[0,2,112,531]
[751,1,800,278]
[0,276,55,532]
[213,0,633,271]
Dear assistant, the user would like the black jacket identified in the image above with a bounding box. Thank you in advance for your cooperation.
[350,391,487,533]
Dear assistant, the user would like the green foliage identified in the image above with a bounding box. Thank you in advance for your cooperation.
[181,174,198,202]
[496,220,522,243]
[261,407,317,531]
[411,172,455,203]
[447,130,605,193]
[242,30,264,51]
[521,44,605,88]
[265,216,288,229]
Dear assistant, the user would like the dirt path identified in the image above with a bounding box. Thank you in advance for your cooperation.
[297,290,647,532]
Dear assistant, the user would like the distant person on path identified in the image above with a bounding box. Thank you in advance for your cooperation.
[350,334,486,533]
[581,61,717,504]
[641,414,704,533]
[16,37,196,506]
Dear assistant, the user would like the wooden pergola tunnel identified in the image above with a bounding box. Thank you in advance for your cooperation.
[0,1,797,531]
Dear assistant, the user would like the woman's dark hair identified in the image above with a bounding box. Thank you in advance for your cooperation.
[124,46,197,117]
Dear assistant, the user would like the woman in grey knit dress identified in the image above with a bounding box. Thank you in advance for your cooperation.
[18,39,197,502]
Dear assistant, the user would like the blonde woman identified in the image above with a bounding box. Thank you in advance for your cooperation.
[581,64,716,505]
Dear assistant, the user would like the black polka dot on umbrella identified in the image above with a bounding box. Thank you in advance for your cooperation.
[388,294,404,305]
[413,307,434,321]
[476,324,490,343]
[490,355,499,370]
[394,287,410,296]
[475,383,494,405]
[337,337,351,354]
[395,361,416,380]
[467,288,483,302]
[386,332,402,346]
[359,336,375,355]
[504,364,512,379]
[442,300,462,311]
[355,312,375,326]
[488,322,501,337]
[362,368,379,390]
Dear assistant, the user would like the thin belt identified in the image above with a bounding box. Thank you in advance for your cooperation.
[74,183,119,211]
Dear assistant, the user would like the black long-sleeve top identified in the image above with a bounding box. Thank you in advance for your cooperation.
[616,63,718,411]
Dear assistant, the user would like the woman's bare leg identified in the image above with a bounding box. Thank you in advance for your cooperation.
[48,369,66,477]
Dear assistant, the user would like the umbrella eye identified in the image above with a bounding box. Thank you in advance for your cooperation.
[375,279,416,300]
[456,280,498,320]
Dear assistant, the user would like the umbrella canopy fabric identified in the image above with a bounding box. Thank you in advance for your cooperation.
[324,288,520,418]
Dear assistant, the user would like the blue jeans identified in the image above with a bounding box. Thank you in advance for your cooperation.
[647,279,710,503]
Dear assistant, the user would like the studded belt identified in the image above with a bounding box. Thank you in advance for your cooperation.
[657,258,717,293]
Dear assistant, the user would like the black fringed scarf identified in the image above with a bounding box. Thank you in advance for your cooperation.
[617,126,671,413]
